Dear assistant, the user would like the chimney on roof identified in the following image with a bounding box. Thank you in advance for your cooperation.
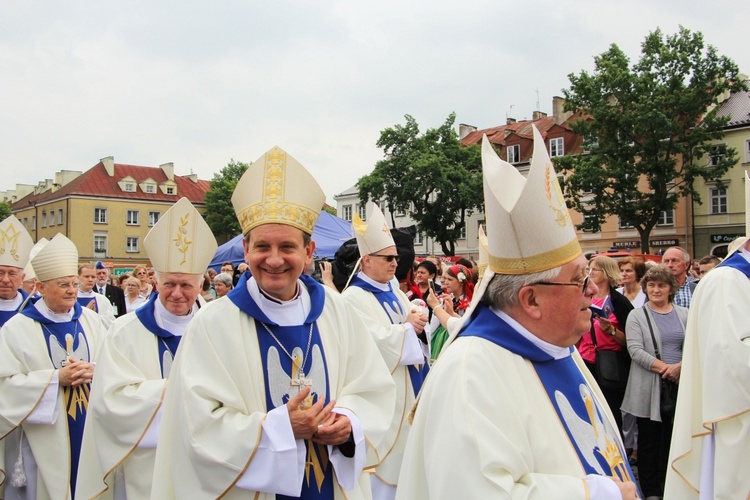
[101,156,115,177]
[186,173,198,183]
[458,123,477,140]
[506,118,517,125]
[552,96,573,125]
[532,111,547,120]
[160,162,174,181]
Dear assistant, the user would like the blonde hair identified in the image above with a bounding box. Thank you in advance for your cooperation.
[590,256,619,288]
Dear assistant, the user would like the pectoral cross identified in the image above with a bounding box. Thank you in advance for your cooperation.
[292,369,313,410]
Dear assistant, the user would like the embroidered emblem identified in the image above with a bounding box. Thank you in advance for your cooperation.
[0,223,21,261]
[49,332,91,420]
[173,212,193,265]
[545,165,570,227]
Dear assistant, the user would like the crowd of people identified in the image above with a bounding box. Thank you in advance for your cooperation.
[0,132,747,499]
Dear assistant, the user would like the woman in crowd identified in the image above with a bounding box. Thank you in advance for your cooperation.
[425,264,474,361]
[412,260,438,302]
[213,272,233,298]
[201,271,215,302]
[577,255,633,432]
[119,273,132,292]
[132,265,153,297]
[617,256,647,307]
[622,265,687,500]
[124,276,148,313]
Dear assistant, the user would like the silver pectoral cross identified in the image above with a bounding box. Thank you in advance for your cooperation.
[291,371,313,388]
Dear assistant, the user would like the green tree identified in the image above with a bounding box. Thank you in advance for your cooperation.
[204,160,250,242]
[0,201,11,222]
[358,113,483,256]
[557,27,746,253]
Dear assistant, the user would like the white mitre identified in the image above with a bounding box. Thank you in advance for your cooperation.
[23,237,49,280]
[31,234,78,281]
[143,197,218,274]
[232,146,325,236]
[0,215,34,269]
[482,125,581,274]
[353,204,395,255]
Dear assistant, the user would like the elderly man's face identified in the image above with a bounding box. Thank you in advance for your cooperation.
[96,268,109,287]
[244,224,314,301]
[0,266,24,300]
[156,272,202,316]
[662,248,689,279]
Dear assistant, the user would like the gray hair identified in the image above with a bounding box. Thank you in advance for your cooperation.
[665,246,690,263]
[214,273,233,288]
[482,265,563,310]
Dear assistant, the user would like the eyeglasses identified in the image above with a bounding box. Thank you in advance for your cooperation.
[533,273,591,295]
[370,254,400,263]
[50,281,81,290]
[585,267,603,273]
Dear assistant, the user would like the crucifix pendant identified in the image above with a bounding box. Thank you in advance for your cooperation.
[292,371,314,411]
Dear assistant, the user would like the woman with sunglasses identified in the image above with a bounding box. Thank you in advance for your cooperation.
[425,265,474,361]
[132,265,153,298]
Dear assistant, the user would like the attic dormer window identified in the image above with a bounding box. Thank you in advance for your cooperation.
[124,182,135,192]
[145,185,155,193]
[166,187,175,195]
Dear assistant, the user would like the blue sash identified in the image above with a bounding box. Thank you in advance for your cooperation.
[718,250,750,278]
[135,293,182,378]
[76,295,99,313]
[22,302,91,497]
[460,305,636,482]
[0,290,28,328]
[348,276,429,394]
[228,273,334,499]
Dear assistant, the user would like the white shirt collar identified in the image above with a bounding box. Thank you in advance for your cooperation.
[0,292,23,311]
[78,289,96,298]
[355,271,391,291]
[34,298,74,323]
[492,308,571,360]
[154,297,196,337]
[247,276,311,327]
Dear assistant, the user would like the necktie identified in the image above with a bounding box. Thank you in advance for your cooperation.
[99,286,105,295]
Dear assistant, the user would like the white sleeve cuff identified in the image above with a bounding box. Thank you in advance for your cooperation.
[328,408,365,491]
[137,405,163,448]
[400,323,426,366]
[26,370,60,425]
[584,474,621,499]
[236,404,305,495]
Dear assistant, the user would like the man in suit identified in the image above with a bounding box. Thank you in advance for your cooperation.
[95,261,127,317]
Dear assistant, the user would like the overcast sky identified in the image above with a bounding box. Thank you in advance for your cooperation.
[1,0,748,205]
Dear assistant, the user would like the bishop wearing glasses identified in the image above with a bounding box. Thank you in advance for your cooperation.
[396,127,638,500]
[342,204,429,500]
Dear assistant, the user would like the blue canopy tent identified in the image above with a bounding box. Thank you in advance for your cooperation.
[208,211,353,270]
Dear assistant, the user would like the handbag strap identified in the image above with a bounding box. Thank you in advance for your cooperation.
[643,307,661,360]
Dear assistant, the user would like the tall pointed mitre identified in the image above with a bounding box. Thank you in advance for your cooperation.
[144,197,218,274]
[353,204,395,255]
[231,146,325,235]
[23,238,49,280]
[0,215,34,269]
[31,233,78,281]
[483,125,581,274]
[477,224,489,280]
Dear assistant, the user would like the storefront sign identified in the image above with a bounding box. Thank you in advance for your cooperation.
[650,239,678,247]
[710,233,743,244]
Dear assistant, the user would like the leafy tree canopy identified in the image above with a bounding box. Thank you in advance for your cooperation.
[0,201,11,222]
[204,160,249,242]
[358,113,483,256]
[556,26,746,253]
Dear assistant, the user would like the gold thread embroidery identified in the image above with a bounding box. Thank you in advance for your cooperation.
[173,212,193,265]
[489,238,581,275]
[545,166,570,227]
[0,223,21,261]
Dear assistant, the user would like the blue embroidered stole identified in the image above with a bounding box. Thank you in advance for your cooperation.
[460,305,636,482]
[135,293,182,378]
[348,276,429,395]
[228,273,334,499]
[22,302,91,496]
[76,295,99,313]
[0,290,28,328]
[718,250,750,278]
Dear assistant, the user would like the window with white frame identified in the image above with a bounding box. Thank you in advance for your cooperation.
[31,216,36,229]
[582,214,597,232]
[657,210,674,226]
[57,209,63,225]
[395,206,406,217]
[414,232,423,246]
[166,186,175,195]
[708,144,727,167]
[126,236,139,253]
[549,137,564,157]
[48,211,54,226]
[618,216,634,229]
[357,204,366,221]
[342,205,352,222]
[94,208,108,224]
[507,144,520,164]
[145,184,155,194]
[41,211,47,228]
[148,211,160,226]
[126,210,140,226]
[710,187,727,214]
[459,225,467,240]
[94,234,107,256]
[124,182,135,192]
[23,218,28,229]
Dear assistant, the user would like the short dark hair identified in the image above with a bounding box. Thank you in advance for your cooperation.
[698,255,721,266]
[221,261,234,270]
[417,260,437,277]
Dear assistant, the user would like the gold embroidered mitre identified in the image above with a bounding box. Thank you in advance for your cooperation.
[31,234,79,281]
[482,125,581,274]
[232,146,325,235]
[353,204,395,255]
[477,224,489,280]
[0,215,34,269]
[144,197,218,274]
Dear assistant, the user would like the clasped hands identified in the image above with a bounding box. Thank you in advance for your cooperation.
[286,386,351,446]
[59,358,95,387]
